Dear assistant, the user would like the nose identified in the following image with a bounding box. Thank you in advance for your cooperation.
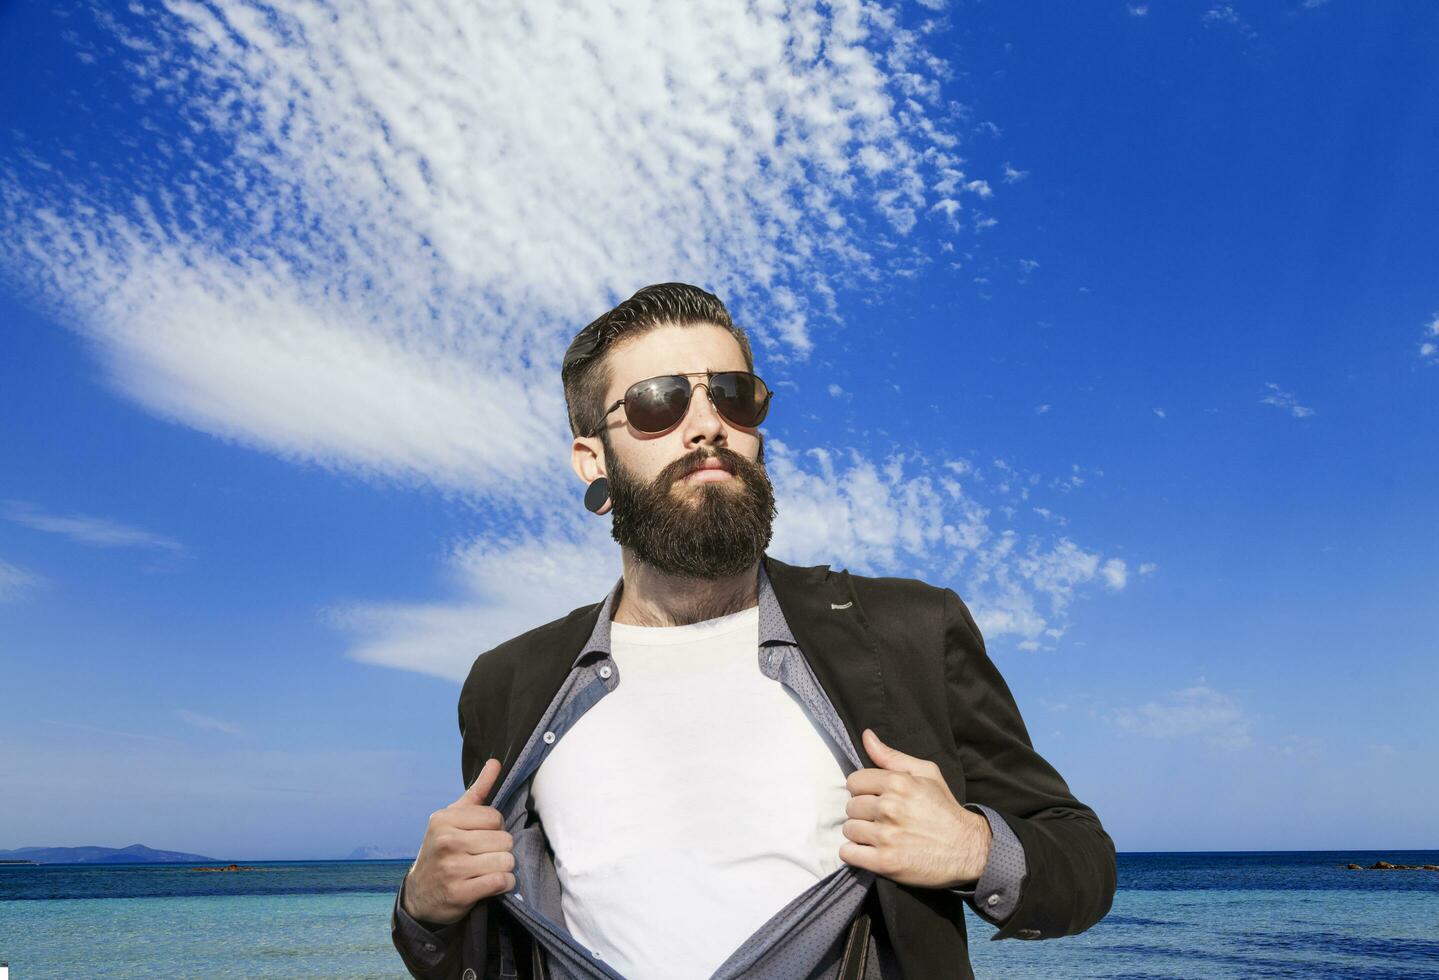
[682,381,727,447]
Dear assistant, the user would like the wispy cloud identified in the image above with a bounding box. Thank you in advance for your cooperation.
[42,719,185,745]
[1127,4,1150,16]
[1202,3,1257,40]
[2,500,183,552]
[1106,678,1252,749]
[1419,312,1438,362]
[0,2,1137,674]
[175,709,247,738]
[1259,382,1314,418]
[0,557,46,601]
[1,1,973,508]
[331,444,1141,679]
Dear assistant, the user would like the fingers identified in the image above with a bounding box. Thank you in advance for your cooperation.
[440,805,506,832]
[453,757,502,807]
[842,817,883,847]
[844,793,884,822]
[432,828,513,857]
[444,846,517,879]
[845,767,905,797]
[454,870,517,905]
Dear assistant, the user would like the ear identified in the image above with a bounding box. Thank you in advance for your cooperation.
[571,434,607,484]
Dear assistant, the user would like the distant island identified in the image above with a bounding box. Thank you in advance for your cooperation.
[345,845,417,861]
[0,844,218,865]
[1,843,418,864]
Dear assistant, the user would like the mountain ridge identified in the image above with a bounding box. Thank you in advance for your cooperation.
[0,843,219,864]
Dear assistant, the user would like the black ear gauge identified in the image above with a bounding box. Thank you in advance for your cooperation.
[584,477,610,514]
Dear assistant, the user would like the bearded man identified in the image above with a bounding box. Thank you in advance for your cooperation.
[390,282,1116,980]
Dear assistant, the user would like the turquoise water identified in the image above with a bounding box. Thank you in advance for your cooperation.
[1,852,1436,978]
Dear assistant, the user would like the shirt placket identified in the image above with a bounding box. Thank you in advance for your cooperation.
[490,657,624,980]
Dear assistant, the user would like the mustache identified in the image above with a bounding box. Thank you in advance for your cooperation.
[663,445,754,483]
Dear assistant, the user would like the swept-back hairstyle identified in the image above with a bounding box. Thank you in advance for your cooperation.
[561,282,756,440]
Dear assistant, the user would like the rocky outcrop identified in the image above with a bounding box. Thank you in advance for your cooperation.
[1344,860,1439,871]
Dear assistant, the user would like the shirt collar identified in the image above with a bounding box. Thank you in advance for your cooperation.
[571,558,796,668]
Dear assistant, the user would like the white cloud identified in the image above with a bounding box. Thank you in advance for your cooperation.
[327,520,621,682]
[0,2,1140,675]
[1153,407,1166,418]
[1128,3,1150,15]
[1100,558,1128,590]
[1203,5,1241,25]
[1259,382,1314,418]
[1106,678,1252,750]
[1202,4,1256,39]
[2,500,183,551]
[1420,313,1439,362]
[0,558,45,602]
[175,709,247,738]
[330,442,1141,679]
[1034,403,1051,414]
[1,0,964,506]
[1138,561,1158,575]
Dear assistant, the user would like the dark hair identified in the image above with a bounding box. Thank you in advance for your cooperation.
[561,282,756,439]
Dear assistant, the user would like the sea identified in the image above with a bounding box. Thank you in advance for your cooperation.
[1,850,1436,978]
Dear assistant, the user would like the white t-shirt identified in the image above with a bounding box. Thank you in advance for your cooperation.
[529,605,852,980]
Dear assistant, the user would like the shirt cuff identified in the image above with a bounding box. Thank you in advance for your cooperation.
[948,802,1026,924]
[392,873,464,969]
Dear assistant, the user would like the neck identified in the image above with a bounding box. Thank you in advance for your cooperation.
[612,551,762,627]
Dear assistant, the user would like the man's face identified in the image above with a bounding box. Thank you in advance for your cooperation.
[584,322,776,579]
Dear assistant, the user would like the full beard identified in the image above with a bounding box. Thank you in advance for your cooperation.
[605,438,777,580]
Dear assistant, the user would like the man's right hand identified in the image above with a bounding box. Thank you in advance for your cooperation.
[402,757,516,926]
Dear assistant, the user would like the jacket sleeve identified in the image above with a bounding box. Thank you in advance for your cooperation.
[947,802,1026,926]
[391,870,470,979]
[389,698,495,978]
[940,586,1117,941]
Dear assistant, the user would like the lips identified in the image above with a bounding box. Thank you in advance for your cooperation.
[680,457,735,482]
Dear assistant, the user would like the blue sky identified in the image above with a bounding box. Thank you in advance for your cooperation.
[1,0,1435,861]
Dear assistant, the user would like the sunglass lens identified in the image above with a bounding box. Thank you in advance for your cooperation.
[626,376,692,432]
[710,372,769,427]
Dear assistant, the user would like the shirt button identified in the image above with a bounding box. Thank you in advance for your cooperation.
[987,894,1000,907]
[598,665,612,678]
[515,893,524,902]
[543,731,556,744]
[463,970,477,980]
[424,943,437,952]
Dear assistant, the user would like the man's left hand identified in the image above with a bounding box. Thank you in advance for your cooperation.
[839,728,991,889]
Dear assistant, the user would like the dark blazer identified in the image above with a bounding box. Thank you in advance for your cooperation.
[409,554,1116,979]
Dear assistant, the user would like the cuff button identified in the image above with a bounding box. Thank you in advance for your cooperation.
[986,893,1000,906]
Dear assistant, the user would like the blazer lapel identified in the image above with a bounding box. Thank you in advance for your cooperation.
[764,555,916,963]
[497,604,604,776]
[762,554,892,769]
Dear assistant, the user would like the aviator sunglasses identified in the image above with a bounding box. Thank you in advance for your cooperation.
[587,370,773,437]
